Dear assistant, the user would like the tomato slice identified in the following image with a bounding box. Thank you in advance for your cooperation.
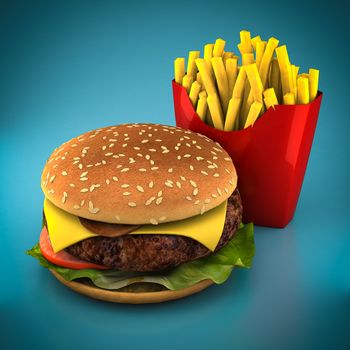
[39,226,108,270]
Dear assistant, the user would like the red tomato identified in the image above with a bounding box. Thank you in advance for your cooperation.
[39,226,108,270]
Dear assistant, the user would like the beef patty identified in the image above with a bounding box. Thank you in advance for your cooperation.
[65,188,242,271]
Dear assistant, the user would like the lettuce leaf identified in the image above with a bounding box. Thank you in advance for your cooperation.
[27,223,254,291]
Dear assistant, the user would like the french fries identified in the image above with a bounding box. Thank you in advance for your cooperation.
[174,30,320,131]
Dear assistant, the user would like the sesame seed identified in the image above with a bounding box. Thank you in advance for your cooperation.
[190,165,194,171]
[159,216,167,221]
[78,164,83,169]
[208,165,216,169]
[156,197,163,205]
[194,200,200,205]
[129,158,136,163]
[177,155,181,160]
[168,168,173,173]
[195,145,202,149]
[145,197,155,205]
[176,181,181,188]
[86,164,93,168]
[73,205,80,210]
[150,218,158,225]
[186,143,191,147]
[183,154,191,158]
[193,188,199,196]
[133,146,140,151]
[80,188,89,193]
[105,152,113,156]
[71,144,78,147]
[123,192,131,196]
[180,176,186,181]
[121,168,130,173]
[214,173,220,177]
[150,160,155,165]
[121,184,130,188]
[204,199,211,204]
[225,188,229,193]
[225,169,231,174]
[49,175,56,183]
[149,148,156,152]
[106,179,110,185]
[162,150,169,154]
[217,188,222,196]
[137,153,143,157]
[201,206,206,215]
[73,160,79,165]
[80,200,85,206]
[139,168,147,172]
[128,202,137,207]
[115,215,121,221]
[116,165,122,169]
[80,177,88,181]
[102,160,106,165]
[122,144,127,148]
[196,157,204,161]
[186,196,192,201]
[141,139,149,143]
[102,146,107,150]
[95,162,101,166]
[61,156,66,160]
[201,171,208,176]
[80,171,88,177]
[112,176,118,182]
[145,154,150,160]
[157,190,163,197]
[174,146,179,151]
[109,143,115,148]
[149,181,154,188]
[212,194,217,198]
[190,180,197,187]
[165,182,173,188]
[213,156,218,160]
[89,207,100,214]
[69,183,75,187]
[155,139,162,142]
[137,185,144,192]
[151,167,159,170]
[89,185,95,192]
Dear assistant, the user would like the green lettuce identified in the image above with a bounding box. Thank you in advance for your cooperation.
[27,223,254,291]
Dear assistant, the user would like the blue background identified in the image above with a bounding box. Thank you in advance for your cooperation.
[1,1,349,349]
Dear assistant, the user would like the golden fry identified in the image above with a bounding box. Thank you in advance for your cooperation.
[187,51,200,78]
[258,37,279,88]
[199,90,207,98]
[263,88,278,109]
[309,68,319,101]
[211,57,230,113]
[213,38,226,57]
[242,53,255,66]
[251,35,262,50]
[207,93,224,130]
[231,66,247,99]
[195,58,217,95]
[239,30,253,53]
[182,74,193,94]
[270,58,281,102]
[283,92,295,105]
[225,57,238,97]
[224,98,241,131]
[189,81,202,107]
[276,45,293,96]
[245,63,264,103]
[174,58,185,84]
[204,44,214,63]
[196,96,208,121]
[244,101,263,128]
[255,41,266,69]
[196,72,202,85]
[297,76,309,104]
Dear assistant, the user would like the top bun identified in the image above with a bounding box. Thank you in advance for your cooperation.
[41,124,237,224]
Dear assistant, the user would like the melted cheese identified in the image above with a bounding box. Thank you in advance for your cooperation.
[44,198,227,253]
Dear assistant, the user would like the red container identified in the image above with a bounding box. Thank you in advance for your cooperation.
[173,81,322,228]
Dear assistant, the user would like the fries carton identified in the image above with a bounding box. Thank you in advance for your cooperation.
[173,80,323,228]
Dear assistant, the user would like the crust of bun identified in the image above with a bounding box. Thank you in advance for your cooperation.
[41,124,237,224]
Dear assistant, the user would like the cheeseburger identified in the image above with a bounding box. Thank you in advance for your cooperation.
[28,123,254,303]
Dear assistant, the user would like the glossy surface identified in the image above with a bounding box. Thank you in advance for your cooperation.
[173,82,323,227]
[1,1,349,350]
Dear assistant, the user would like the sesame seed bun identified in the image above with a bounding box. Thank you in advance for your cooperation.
[41,124,237,224]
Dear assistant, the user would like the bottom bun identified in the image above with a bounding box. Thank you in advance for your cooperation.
[50,270,214,304]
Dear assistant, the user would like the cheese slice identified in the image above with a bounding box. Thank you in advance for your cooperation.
[44,198,228,253]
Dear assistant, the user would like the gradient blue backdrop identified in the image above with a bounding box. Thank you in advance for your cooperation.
[1,1,349,349]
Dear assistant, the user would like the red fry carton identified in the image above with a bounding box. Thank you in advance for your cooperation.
[173,81,323,228]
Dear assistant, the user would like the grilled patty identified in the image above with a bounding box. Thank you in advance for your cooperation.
[65,188,242,271]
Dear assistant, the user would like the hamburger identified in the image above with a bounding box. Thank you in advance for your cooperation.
[27,123,254,303]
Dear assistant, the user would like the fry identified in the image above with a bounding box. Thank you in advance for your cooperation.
[231,66,247,99]
[213,38,226,57]
[189,81,202,107]
[245,63,264,103]
[196,96,208,121]
[255,41,266,69]
[283,92,295,105]
[291,65,298,100]
[276,45,293,96]
[309,68,319,101]
[259,37,279,88]
[244,101,263,128]
[174,58,185,84]
[182,74,193,94]
[297,76,309,104]
[207,93,224,130]
[239,30,252,53]
[263,88,278,109]
[195,58,217,95]
[224,98,241,131]
[204,44,214,63]
[211,57,230,113]
[187,51,200,78]
[225,57,238,97]
[251,35,262,50]
[196,72,202,85]
[242,53,254,66]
